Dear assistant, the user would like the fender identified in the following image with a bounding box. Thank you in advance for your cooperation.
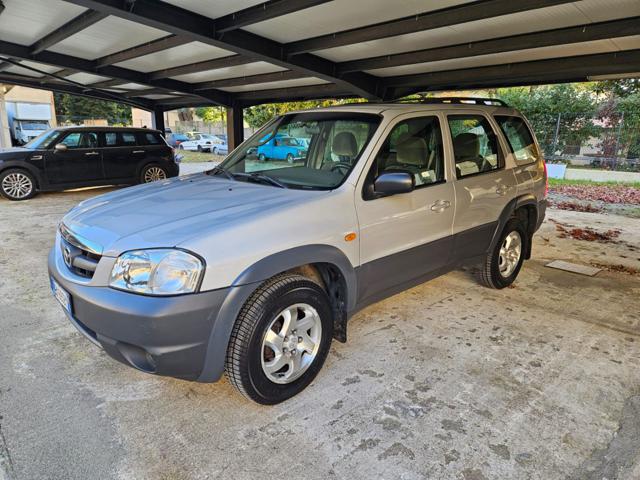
[0,161,44,187]
[489,194,539,259]
[197,244,358,382]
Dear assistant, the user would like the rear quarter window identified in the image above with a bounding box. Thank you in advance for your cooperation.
[138,132,164,145]
[494,116,539,164]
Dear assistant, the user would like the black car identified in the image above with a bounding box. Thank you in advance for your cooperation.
[0,127,179,201]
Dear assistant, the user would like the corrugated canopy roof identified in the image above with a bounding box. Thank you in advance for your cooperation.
[0,0,638,111]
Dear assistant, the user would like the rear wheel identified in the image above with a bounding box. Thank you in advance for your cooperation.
[225,274,333,404]
[178,144,184,150]
[197,145,203,152]
[0,169,37,201]
[286,153,294,163]
[477,218,526,289]
[140,164,168,183]
[258,153,266,162]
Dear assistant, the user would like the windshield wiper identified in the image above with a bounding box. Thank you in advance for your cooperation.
[207,166,235,181]
[235,172,288,189]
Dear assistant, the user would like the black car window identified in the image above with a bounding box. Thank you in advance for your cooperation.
[105,132,118,146]
[59,132,99,149]
[138,132,163,145]
[120,132,137,146]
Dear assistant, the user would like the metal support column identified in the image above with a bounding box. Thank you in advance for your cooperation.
[226,104,244,151]
[152,108,165,133]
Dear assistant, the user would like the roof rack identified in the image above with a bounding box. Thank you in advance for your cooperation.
[393,97,509,107]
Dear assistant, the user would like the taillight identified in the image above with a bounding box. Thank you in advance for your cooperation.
[543,160,549,198]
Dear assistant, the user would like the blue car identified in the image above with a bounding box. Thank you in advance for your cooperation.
[256,135,307,163]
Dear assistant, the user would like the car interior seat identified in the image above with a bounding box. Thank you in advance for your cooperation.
[453,132,482,177]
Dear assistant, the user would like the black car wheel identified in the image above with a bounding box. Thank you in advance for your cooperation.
[0,169,37,201]
[140,164,168,183]
[197,145,203,152]
[226,274,333,404]
[477,218,527,289]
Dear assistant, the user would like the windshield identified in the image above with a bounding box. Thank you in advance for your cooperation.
[23,129,60,149]
[18,120,49,130]
[219,112,381,190]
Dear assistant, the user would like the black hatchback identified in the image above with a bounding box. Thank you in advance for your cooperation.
[0,127,179,201]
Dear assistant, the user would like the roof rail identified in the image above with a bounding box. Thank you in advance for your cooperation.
[393,97,509,107]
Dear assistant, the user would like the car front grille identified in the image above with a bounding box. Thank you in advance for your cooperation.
[59,224,102,279]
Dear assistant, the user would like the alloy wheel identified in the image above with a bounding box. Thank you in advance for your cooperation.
[261,303,322,384]
[144,167,167,183]
[2,172,33,199]
[499,231,522,277]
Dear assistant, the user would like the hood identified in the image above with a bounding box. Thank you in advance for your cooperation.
[0,147,32,160]
[62,173,321,257]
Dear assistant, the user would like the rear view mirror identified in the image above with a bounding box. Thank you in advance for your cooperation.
[374,172,415,196]
[54,143,68,152]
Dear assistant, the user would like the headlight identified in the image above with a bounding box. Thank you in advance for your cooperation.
[109,249,204,296]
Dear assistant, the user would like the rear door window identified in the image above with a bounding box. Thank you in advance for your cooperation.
[495,116,538,164]
[104,132,118,146]
[138,132,163,145]
[120,132,137,146]
[447,115,502,178]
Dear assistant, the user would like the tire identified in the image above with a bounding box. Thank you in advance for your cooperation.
[286,153,294,164]
[178,144,184,150]
[477,218,527,289]
[197,145,202,152]
[0,168,37,201]
[258,153,266,162]
[225,274,333,404]
[140,164,168,184]
[212,147,218,155]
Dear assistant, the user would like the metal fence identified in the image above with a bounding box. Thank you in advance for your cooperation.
[531,112,640,172]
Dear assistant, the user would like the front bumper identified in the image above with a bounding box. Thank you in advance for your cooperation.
[49,248,229,381]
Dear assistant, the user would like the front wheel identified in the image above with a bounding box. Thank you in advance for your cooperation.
[0,169,37,201]
[225,274,333,404]
[477,218,527,289]
[258,153,266,162]
[140,164,168,183]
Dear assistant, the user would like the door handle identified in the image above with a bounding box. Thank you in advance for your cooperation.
[496,185,511,196]
[132,150,145,153]
[430,200,451,212]
[85,151,99,156]
[30,155,43,160]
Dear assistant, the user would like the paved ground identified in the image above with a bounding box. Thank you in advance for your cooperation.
[1,182,639,480]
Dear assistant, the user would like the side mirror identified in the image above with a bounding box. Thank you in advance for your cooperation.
[54,143,68,153]
[373,171,415,196]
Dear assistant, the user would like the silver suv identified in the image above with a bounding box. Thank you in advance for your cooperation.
[49,98,547,404]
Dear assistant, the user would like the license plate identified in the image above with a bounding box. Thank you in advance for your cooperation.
[50,277,71,314]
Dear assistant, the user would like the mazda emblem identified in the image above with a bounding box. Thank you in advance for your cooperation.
[63,246,72,268]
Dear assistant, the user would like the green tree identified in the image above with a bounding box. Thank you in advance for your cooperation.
[496,84,598,156]
[243,98,366,128]
[54,92,132,125]
[194,106,226,123]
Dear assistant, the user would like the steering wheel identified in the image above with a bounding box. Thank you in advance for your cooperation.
[330,162,352,174]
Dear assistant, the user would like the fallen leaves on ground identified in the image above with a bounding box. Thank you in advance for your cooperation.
[550,184,640,204]
[552,221,621,242]
[590,262,639,275]
[551,201,603,213]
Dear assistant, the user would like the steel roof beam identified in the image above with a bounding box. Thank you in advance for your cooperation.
[340,16,640,73]
[286,0,576,55]
[61,0,382,100]
[0,72,155,109]
[215,0,332,33]
[95,35,192,68]
[0,39,232,106]
[382,49,640,97]
[147,54,253,81]
[194,70,303,91]
[30,9,108,55]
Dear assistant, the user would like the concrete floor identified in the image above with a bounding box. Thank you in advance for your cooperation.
[1,185,639,480]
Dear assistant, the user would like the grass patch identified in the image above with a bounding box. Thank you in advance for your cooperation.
[549,178,640,188]
[176,150,225,163]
